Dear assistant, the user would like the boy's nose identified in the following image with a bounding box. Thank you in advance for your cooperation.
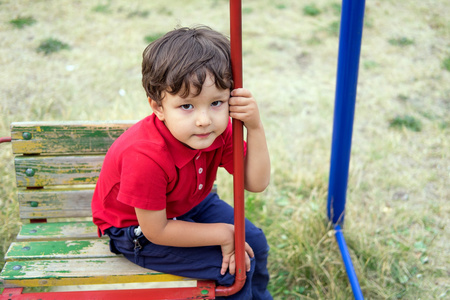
[196,111,212,127]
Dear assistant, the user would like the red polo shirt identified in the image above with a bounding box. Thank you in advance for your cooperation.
[92,114,245,235]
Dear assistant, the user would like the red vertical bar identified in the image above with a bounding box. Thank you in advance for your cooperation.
[215,0,246,297]
[230,1,245,290]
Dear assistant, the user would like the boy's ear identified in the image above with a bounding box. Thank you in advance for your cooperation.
[149,97,165,121]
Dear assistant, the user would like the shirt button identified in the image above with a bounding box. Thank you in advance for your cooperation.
[198,168,203,174]
[198,184,203,190]
[196,155,200,160]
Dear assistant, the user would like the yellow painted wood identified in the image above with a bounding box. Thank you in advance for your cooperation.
[18,189,94,219]
[11,121,135,155]
[1,257,190,288]
[17,221,99,241]
[15,155,104,187]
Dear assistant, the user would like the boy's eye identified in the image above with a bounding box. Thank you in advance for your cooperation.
[211,101,223,107]
[180,104,193,110]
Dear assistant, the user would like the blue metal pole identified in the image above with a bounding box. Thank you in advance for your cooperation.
[327,0,366,226]
[326,0,366,298]
[335,225,364,300]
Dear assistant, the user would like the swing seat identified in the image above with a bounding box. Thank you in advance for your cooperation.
[0,121,215,299]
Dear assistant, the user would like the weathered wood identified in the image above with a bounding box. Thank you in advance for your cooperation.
[1,257,189,288]
[17,222,99,241]
[15,155,103,187]
[18,189,94,219]
[5,240,113,261]
[11,121,134,155]
[1,121,199,293]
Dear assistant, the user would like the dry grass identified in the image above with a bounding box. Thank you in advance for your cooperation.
[1,0,449,298]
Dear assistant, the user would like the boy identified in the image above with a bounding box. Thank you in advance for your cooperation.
[92,26,271,299]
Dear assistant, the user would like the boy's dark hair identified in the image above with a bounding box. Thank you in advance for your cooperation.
[142,26,233,105]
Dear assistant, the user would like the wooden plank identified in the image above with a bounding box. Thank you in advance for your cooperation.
[0,257,189,287]
[18,189,94,219]
[15,156,103,187]
[2,120,203,292]
[17,222,99,241]
[11,121,135,155]
[5,240,113,261]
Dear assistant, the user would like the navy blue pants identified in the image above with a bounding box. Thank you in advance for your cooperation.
[106,193,272,299]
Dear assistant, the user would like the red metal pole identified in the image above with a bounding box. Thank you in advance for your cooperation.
[0,137,12,143]
[0,281,216,300]
[215,0,246,297]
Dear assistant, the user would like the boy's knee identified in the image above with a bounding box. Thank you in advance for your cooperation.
[246,226,269,255]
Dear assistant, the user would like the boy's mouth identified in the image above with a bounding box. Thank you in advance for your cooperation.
[194,132,211,138]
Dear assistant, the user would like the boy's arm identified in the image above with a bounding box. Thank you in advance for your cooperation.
[135,207,254,275]
[229,88,270,192]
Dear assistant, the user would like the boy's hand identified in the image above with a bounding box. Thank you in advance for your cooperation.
[220,239,254,275]
[229,88,262,130]
[229,88,270,193]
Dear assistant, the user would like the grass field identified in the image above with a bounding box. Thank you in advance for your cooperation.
[1,0,449,298]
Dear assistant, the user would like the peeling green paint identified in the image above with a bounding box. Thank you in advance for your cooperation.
[3,122,199,289]
[12,122,134,155]
[19,221,97,239]
[2,263,27,277]
[7,240,110,259]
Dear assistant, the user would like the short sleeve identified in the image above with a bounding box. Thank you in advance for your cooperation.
[117,143,173,211]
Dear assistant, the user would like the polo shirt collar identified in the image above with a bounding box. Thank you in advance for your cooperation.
[154,116,225,168]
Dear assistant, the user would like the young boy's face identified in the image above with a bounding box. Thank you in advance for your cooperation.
[151,74,230,150]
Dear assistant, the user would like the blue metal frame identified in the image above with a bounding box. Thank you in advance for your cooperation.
[327,0,366,225]
[335,225,364,299]
[326,0,366,299]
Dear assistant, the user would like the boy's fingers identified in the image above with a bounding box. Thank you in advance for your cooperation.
[229,100,257,115]
[229,106,253,115]
[221,256,230,275]
[228,96,248,107]
[228,254,236,275]
[245,252,251,272]
[221,245,254,275]
[245,243,254,272]
[245,242,255,258]
[231,88,251,97]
